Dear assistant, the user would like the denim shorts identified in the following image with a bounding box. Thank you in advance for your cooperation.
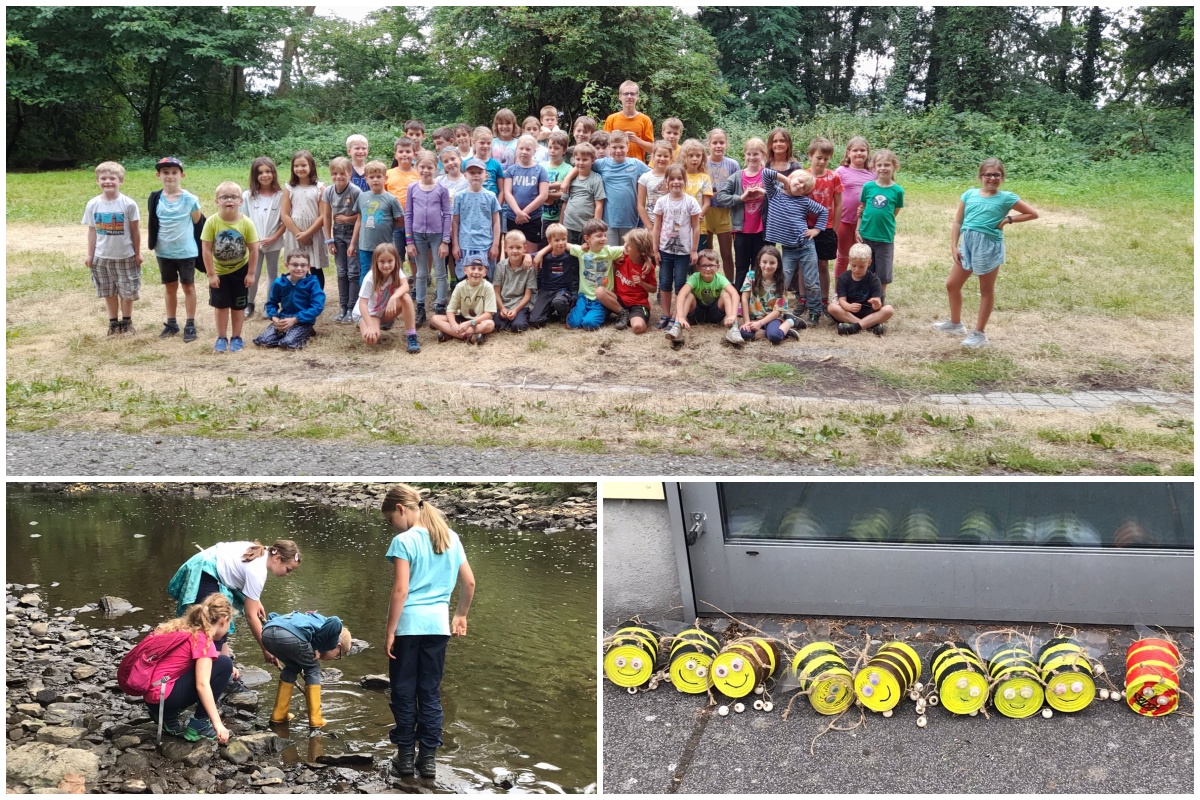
[958,229,1005,275]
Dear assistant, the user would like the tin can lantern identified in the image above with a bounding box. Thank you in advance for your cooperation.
[604,621,661,689]
[957,509,998,544]
[930,642,989,715]
[987,646,1045,719]
[854,642,921,713]
[667,628,721,694]
[790,642,854,715]
[1125,638,1180,716]
[710,637,780,699]
[1037,637,1096,713]
[901,509,939,544]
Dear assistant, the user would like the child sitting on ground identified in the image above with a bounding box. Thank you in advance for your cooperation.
[666,250,741,345]
[534,218,623,330]
[529,223,579,327]
[431,256,496,344]
[263,610,351,729]
[201,181,259,352]
[253,251,325,350]
[598,228,656,334]
[353,243,419,352]
[829,243,894,336]
[492,230,536,333]
[83,161,143,336]
[740,244,803,344]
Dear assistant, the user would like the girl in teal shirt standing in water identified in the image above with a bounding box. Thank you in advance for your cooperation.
[383,484,476,780]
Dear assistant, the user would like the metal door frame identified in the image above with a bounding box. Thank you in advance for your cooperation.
[673,482,1194,627]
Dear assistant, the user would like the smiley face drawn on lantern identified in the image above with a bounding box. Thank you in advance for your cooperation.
[603,643,655,688]
[713,656,750,692]
[1001,685,1037,713]
[669,654,712,693]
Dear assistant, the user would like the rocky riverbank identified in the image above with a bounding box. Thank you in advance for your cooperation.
[10,481,597,532]
[4,588,486,794]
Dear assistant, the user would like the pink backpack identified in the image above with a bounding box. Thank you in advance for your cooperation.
[117,631,194,700]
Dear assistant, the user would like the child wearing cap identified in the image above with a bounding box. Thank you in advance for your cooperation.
[148,156,204,342]
[451,157,501,280]
[430,256,496,344]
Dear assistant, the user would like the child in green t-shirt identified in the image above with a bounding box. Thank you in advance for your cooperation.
[855,149,903,299]
[666,250,741,346]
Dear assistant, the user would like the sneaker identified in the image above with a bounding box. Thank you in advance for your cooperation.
[437,331,448,343]
[214,337,228,353]
[783,311,807,331]
[785,326,800,341]
[415,306,427,328]
[471,333,486,346]
[120,320,134,335]
[961,330,989,349]
[614,310,631,331]
[160,711,188,738]
[656,316,673,331]
[837,322,860,336]
[244,304,255,320]
[406,333,421,354]
[725,325,744,346]
[807,309,821,327]
[434,303,447,316]
[229,336,244,352]
[159,322,180,339]
[665,321,683,342]
[183,716,217,741]
[107,320,121,336]
[183,322,197,343]
[932,319,967,335]
[870,324,887,336]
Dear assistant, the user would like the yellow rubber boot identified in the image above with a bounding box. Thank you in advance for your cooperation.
[304,684,326,728]
[270,681,296,723]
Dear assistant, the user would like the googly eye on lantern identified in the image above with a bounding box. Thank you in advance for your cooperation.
[868,671,880,686]
[1070,681,1083,694]
[1020,687,1034,699]
[730,658,744,673]
[1157,695,1170,707]
[861,684,874,697]
[695,666,707,678]
[1003,688,1017,700]
[956,678,969,690]
[714,664,728,678]
[1142,686,1155,697]
[684,660,696,672]
[968,687,981,698]
[630,658,643,671]
[615,656,627,668]
[1054,683,1066,696]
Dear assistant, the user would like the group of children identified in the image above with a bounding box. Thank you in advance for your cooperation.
[83,80,1037,353]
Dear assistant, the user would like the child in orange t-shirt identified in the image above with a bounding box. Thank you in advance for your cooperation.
[604,80,655,163]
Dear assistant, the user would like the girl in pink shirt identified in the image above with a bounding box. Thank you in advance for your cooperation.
[834,136,876,276]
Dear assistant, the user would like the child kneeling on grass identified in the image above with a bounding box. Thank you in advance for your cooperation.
[597,228,656,334]
[253,251,325,350]
[666,250,741,346]
[354,243,420,352]
[829,243,894,336]
[431,256,495,344]
[263,611,351,729]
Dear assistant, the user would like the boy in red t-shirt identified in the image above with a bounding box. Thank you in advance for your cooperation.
[596,228,656,334]
[805,137,843,311]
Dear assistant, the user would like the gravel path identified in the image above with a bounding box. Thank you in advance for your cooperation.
[6,431,941,477]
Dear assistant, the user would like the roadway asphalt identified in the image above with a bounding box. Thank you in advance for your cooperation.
[602,617,1194,794]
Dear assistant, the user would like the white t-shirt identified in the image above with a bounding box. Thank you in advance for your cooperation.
[211,541,269,601]
[241,190,284,252]
[653,194,702,255]
[81,193,140,260]
[354,269,398,320]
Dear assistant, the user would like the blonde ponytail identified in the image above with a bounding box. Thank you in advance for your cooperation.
[382,484,452,554]
[156,593,234,640]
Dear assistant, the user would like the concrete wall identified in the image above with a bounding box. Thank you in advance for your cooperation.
[602,499,681,626]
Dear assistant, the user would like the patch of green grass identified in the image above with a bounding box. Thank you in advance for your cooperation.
[1166,462,1193,476]
[866,353,1020,393]
[1119,462,1162,476]
[465,406,525,427]
[544,438,606,454]
[908,443,1094,475]
[739,362,805,385]
[527,337,549,353]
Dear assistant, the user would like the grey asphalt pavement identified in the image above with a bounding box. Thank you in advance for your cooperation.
[603,619,1194,794]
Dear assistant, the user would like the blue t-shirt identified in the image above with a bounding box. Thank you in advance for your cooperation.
[354,191,404,252]
[264,611,343,652]
[505,163,549,220]
[480,158,505,199]
[453,188,501,251]
[155,190,201,259]
[542,161,572,222]
[593,157,650,229]
[960,188,1019,241]
[386,526,466,637]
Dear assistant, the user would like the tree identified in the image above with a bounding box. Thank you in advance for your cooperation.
[1117,6,1193,108]
[432,6,728,132]
[884,6,919,107]
[1077,7,1105,103]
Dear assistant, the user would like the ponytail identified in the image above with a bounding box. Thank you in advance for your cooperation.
[155,593,233,641]
[242,539,300,564]
[382,484,452,554]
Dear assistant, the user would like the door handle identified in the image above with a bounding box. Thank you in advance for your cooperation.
[685,512,706,545]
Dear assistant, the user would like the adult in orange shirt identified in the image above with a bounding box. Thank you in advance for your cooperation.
[604,80,655,163]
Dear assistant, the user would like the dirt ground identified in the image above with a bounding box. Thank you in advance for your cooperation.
[5,222,1193,473]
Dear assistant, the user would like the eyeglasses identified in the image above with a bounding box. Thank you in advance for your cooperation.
[218,194,241,201]
[620,92,638,97]
[981,173,1003,178]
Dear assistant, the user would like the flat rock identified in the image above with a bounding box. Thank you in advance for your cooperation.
[43,703,89,726]
[220,739,253,765]
[359,674,389,690]
[316,752,374,766]
[112,735,141,750]
[65,639,93,650]
[224,691,260,710]
[120,779,148,793]
[16,703,44,718]
[235,731,293,756]
[158,738,214,766]
[20,593,43,607]
[4,742,101,789]
[71,665,99,681]
[35,726,88,744]
[183,767,217,791]
[35,689,61,705]
[29,622,50,637]
[60,629,87,643]
[237,666,272,688]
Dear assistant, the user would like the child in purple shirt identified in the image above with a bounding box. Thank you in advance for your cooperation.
[405,152,452,323]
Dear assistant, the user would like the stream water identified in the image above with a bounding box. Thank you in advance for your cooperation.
[6,487,597,792]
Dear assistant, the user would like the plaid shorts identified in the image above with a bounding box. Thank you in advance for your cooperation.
[90,256,141,300]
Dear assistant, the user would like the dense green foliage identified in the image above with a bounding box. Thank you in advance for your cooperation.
[6,5,1193,175]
